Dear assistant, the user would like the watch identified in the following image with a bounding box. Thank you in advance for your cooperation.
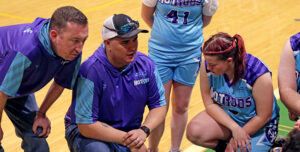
[139,125,150,137]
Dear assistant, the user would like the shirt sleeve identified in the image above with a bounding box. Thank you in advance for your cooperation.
[142,0,158,7]
[290,32,300,51]
[54,54,82,89]
[0,51,31,96]
[73,64,101,124]
[203,0,219,16]
[147,64,166,110]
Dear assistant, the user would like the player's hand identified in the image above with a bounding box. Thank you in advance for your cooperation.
[225,138,237,152]
[288,111,299,121]
[231,125,251,152]
[32,112,51,137]
[295,120,300,130]
[123,129,147,149]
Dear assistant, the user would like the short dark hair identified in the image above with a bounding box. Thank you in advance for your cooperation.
[50,6,88,31]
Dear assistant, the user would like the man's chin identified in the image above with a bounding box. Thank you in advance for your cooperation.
[64,55,78,61]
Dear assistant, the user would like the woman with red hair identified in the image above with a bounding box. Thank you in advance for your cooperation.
[186,32,279,152]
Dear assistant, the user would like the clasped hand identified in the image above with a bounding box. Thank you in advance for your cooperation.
[123,128,147,150]
[226,125,251,152]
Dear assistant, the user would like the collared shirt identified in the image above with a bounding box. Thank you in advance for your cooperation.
[65,43,166,132]
[0,18,81,97]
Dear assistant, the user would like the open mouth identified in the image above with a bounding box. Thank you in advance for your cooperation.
[127,53,135,58]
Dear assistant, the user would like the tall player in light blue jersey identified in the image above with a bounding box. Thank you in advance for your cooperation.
[278,32,300,128]
[186,32,279,152]
[141,0,218,151]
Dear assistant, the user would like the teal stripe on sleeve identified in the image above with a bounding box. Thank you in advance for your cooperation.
[71,56,82,89]
[75,77,94,124]
[154,67,166,106]
[0,52,31,96]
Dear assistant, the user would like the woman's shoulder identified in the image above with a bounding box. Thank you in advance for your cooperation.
[243,53,270,86]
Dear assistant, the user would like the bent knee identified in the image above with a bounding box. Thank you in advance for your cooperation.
[186,121,206,144]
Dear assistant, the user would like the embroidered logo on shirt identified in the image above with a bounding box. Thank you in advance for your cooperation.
[103,83,107,90]
[134,78,149,86]
[135,71,147,77]
[23,28,33,34]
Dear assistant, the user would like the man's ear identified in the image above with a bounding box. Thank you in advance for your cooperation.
[104,39,109,45]
[104,39,111,48]
[49,29,58,42]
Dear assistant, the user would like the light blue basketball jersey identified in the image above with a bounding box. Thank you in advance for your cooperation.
[206,54,279,127]
[148,0,204,65]
[290,32,300,93]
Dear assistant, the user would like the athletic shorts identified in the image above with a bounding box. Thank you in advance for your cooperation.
[155,62,200,86]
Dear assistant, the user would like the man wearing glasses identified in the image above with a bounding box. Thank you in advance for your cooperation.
[64,14,167,152]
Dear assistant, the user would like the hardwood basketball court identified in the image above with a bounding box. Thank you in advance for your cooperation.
[0,0,299,151]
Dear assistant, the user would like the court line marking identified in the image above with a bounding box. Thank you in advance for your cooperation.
[279,124,293,130]
[279,128,292,133]
[0,12,33,22]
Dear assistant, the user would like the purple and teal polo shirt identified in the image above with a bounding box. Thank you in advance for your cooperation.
[65,43,166,132]
[0,18,81,98]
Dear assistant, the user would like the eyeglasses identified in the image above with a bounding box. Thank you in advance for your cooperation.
[104,20,139,35]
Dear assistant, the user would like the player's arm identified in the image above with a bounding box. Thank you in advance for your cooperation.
[200,61,238,132]
[78,122,127,145]
[142,105,167,137]
[243,73,274,135]
[0,51,31,139]
[124,63,167,148]
[73,68,132,146]
[202,0,219,28]
[142,65,167,134]
[200,61,251,151]
[33,55,81,136]
[33,81,64,136]
[37,81,64,116]
[123,105,167,149]
[278,40,300,115]
[141,0,157,28]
